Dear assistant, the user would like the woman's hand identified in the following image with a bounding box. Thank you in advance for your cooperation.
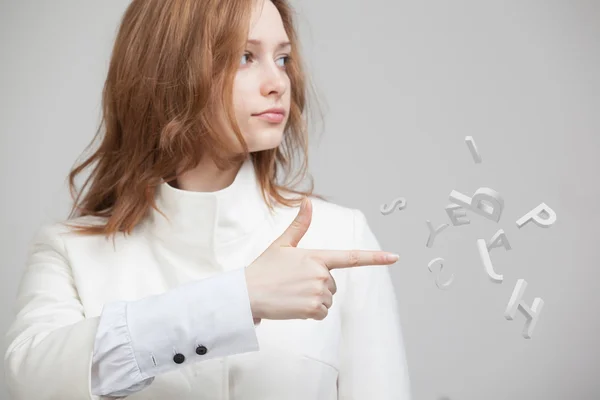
[245,197,400,321]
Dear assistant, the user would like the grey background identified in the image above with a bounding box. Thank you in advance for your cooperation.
[1,1,599,399]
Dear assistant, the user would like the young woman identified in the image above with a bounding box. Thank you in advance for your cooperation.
[4,0,412,398]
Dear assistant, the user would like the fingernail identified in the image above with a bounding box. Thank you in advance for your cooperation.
[386,253,400,262]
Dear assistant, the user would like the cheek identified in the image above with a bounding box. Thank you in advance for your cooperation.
[232,87,254,124]
[233,98,249,125]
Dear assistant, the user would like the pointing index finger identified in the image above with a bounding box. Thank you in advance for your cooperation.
[310,249,400,270]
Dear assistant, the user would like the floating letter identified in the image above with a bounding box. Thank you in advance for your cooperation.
[465,136,482,163]
[380,197,407,215]
[445,204,470,226]
[504,279,544,339]
[487,229,512,251]
[427,257,454,290]
[426,220,449,248]
[477,239,503,283]
[449,187,504,223]
[516,202,556,229]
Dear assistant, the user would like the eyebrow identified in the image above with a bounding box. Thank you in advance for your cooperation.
[247,39,291,50]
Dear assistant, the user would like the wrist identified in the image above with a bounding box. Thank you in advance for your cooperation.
[244,268,264,320]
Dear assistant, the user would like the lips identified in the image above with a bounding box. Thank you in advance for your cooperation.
[253,107,286,116]
[252,107,286,123]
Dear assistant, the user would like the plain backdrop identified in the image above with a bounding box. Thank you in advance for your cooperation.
[1,1,599,399]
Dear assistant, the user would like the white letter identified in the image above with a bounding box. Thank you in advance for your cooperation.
[426,220,449,248]
[427,257,454,290]
[449,187,504,223]
[477,239,503,283]
[504,279,544,339]
[465,136,482,163]
[445,204,470,226]
[516,202,557,229]
[487,229,511,251]
[380,197,407,215]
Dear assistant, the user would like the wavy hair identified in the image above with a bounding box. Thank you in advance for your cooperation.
[65,0,327,240]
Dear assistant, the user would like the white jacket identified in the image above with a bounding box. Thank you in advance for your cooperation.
[4,157,412,399]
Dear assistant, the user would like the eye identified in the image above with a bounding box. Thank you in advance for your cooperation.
[240,52,253,65]
[276,55,290,67]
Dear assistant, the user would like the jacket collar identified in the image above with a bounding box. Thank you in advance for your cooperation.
[147,156,272,261]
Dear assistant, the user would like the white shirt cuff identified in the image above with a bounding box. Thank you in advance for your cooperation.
[91,267,259,396]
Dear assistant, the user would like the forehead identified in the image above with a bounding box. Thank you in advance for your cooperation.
[248,0,289,41]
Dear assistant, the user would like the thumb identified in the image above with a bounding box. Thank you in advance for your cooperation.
[273,196,312,248]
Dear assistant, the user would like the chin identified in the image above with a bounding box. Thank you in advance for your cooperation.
[246,129,284,152]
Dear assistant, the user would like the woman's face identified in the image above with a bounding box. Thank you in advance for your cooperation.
[232,0,292,152]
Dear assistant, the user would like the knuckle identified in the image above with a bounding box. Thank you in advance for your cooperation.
[347,250,360,267]
[304,304,315,318]
[315,269,329,281]
[302,253,315,265]
[291,217,306,231]
[311,299,322,310]
[325,299,333,310]
[317,308,328,320]
[314,283,325,296]
[307,253,323,267]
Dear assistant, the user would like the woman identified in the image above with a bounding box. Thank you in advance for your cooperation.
[4,0,412,398]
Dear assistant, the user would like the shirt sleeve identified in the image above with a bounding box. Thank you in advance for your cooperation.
[91,267,261,397]
[336,209,413,399]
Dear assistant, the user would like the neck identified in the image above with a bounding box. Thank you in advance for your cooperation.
[172,156,245,193]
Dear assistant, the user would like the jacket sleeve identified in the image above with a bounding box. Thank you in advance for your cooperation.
[336,209,413,399]
[4,223,260,400]
[4,224,103,400]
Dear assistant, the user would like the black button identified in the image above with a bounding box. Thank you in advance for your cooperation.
[196,345,208,355]
[173,353,185,364]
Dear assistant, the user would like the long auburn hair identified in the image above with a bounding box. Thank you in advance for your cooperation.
[65,0,328,241]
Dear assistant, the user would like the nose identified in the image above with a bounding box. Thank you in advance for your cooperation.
[260,62,287,97]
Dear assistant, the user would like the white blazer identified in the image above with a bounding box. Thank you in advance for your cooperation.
[4,157,412,399]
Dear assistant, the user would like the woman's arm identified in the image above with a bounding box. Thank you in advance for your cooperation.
[92,266,260,396]
[4,223,260,399]
[4,224,103,399]
[336,209,413,399]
